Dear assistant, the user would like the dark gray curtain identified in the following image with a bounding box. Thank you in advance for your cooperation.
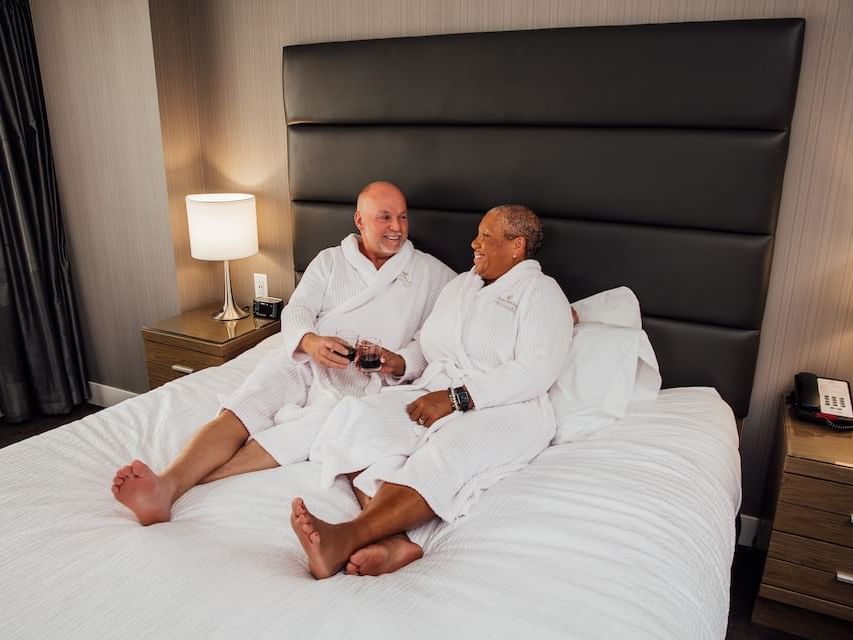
[0,0,88,423]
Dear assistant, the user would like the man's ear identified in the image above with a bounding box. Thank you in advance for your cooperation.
[354,210,363,230]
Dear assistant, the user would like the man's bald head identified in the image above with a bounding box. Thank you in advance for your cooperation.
[356,181,406,212]
[354,181,409,266]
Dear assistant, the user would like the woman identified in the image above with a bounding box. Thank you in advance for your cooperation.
[292,204,574,578]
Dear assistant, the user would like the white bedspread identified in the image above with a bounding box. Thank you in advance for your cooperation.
[0,337,740,640]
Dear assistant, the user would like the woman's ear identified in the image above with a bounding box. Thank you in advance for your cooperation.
[516,237,527,259]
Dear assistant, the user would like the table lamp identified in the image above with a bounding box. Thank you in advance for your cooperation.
[186,193,258,320]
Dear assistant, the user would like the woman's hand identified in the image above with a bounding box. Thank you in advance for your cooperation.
[378,349,406,377]
[299,333,352,369]
[406,390,454,428]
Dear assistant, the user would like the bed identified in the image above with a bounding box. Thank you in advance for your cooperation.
[0,18,803,640]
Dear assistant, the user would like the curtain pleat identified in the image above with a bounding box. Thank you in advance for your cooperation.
[0,0,89,423]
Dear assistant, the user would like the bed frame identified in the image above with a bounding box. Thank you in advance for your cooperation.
[282,18,804,418]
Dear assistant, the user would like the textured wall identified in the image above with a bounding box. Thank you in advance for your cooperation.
[159,0,853,516]
[29,0,179,394]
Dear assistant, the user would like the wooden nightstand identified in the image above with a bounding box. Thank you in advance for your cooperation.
[141,304,280,389]
[752,399,853,639]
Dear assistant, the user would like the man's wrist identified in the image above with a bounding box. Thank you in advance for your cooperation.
[298,332,318,354]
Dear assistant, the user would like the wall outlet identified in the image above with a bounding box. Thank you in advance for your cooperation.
[253,273,268,298]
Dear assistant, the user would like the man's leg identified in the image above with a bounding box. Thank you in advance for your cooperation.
[199,440,279,484]
[291,481,435,579]
[112,409,249,525]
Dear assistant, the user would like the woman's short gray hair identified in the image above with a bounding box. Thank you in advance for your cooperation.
[489,204,543,258]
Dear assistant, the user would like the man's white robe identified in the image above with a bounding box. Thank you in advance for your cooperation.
[222,234,454,465]
[309,260,573,530]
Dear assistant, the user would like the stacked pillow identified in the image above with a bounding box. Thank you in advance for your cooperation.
[550,287,661,444]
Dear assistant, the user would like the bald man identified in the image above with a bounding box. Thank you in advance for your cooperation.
[112,182,455,526]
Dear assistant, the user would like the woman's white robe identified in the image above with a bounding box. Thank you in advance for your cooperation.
[222,234,454,465]
[310,260,573,528]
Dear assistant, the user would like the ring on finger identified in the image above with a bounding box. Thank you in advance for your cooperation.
[417,417,425,425]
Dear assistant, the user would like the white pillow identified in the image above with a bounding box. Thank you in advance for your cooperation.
[572,286,641,329]
[549,323,661,444]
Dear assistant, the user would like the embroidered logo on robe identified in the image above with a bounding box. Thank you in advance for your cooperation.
[397,271,411,287]
[496,294,518,312]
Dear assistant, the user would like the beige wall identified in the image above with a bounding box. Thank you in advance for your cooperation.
[30,0,179,394]
[31,0,853,516]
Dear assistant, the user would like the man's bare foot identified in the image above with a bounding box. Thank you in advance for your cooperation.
[346,534,423,576]
[290,497,353,579]
[111,460,174,526]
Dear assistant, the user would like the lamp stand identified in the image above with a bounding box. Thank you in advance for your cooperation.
[213,259,249,320]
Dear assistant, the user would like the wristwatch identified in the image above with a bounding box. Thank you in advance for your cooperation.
[452,386,472,412]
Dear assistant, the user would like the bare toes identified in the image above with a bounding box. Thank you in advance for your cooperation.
[130,460,148,477]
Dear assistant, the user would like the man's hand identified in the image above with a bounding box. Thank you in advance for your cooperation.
[378,348,406,377]
[406,390,454,428]
[299,333,352,369]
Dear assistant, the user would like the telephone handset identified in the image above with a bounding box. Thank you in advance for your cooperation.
[791,372,853,431]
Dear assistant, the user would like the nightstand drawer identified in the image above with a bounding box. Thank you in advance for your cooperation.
[763,558,853,614]
[769,531,853,574]
[775,501,853,548]
[781,473,853,515]
[143,340,224,371]
[146,361,222,384]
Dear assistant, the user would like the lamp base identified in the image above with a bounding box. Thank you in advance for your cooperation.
[212,259,250,321]
[212,304,249,321]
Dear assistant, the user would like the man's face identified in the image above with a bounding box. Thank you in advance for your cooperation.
[355,186,409,259]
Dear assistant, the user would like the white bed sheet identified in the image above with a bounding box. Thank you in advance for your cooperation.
[0,336,740,640]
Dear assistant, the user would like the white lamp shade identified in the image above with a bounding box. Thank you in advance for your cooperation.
[185,193,259,261]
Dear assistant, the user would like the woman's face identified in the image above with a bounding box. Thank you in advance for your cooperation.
[471,211,523,282]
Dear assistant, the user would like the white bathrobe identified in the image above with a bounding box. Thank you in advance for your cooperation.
[309,260,573,531]
[222,234,455,465]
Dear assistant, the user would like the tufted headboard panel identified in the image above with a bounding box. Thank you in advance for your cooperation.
[282,18,804,417]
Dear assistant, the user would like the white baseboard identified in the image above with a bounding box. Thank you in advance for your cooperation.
[738,514,772,549]
[88,382,137,408]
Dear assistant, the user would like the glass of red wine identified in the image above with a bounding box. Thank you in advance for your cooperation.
[357,337,382,372]
[334,330,358,363]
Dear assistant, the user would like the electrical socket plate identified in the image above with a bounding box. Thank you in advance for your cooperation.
[253,273,268,298]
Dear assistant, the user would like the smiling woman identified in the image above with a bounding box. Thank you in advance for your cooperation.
[295,205,574,579]
[471,204,542,284]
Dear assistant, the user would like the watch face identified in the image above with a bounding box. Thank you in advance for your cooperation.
[455,387,470,408]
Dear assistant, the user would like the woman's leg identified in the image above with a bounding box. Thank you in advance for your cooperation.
[291,481,435,579]
[341,472,425,576]
[112,409,249,525]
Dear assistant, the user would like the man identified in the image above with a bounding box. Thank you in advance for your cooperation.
[112,181,455,525]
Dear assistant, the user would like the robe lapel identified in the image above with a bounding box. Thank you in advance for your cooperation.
[319,234,415,326]
[452,261,543,372]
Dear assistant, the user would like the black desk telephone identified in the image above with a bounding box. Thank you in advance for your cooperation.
[790,372,853,431]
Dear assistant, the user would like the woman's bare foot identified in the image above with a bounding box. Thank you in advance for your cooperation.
[111,460,175,525]
[290,497,353,579]
[346,534,423,576]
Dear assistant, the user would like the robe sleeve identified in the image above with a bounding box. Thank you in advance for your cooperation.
[280,251,333,364]
[464,278,573,410]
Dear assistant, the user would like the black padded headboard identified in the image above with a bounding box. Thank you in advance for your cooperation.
[282,18,804,418]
